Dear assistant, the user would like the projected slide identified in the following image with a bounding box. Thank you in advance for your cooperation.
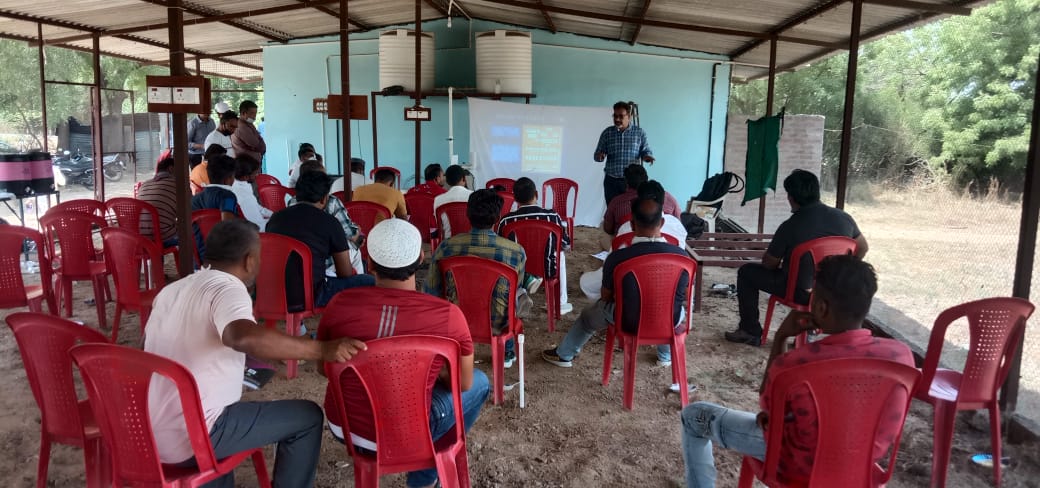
[522,125,563,173]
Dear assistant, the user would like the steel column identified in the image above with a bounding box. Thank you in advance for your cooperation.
[169,0,193,278]
[340,0,352,197]
[37,23,48,152]
[90,33,104,201]
[835,0,863,209]
[758,35,777,233]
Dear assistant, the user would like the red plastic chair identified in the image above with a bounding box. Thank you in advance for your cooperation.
[436,201,471,240]
[738,357,920,488]
[405,192,440,250]
[369,166,401,189]
[69,343,272,488]
[497,191,515,222]
[255,233,319,380]
[6,312,109,488]
[104,197,179,273]
[601,253,696,410]
[190,209,222,265]
[331,190,349,205]
[499,219,563,333]
[610,232,679,250]
[541,178,578,244]
[325,335,471,487]
[254,173,281,187]
[39,210,110,328]
[0,225,57,314]
[343,201,391,265]
[761,236,857,346]
[48,199,105,217]
[439,256,524,405]
[915,297,1034,488]
[258,184,294,212]
[101,228,164,344]
[486,178,515,192]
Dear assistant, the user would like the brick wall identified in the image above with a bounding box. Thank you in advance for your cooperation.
[718,115,825,234]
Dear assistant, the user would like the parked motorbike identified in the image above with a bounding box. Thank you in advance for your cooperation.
[52,150,126,189]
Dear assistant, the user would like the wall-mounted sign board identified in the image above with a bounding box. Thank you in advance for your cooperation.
[404,105,432,121]
[327,94,369,120]
[146,76,211,114]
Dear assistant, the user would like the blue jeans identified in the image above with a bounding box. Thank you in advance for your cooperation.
[556,300,670,362]
[681,402,766,488]
[183,400,325,488]
[316,274,376,307]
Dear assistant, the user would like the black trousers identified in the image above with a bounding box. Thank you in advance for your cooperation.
[737,263,810,336]
[603,175,627,206]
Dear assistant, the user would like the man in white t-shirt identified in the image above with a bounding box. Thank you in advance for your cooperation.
[144,219,367,487]
[433,165,473,238]
[204,110,237,157]
[230,155,272,228]
[331,158,369,195]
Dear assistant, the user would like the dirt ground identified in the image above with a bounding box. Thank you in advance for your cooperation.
[2,225,1040,487]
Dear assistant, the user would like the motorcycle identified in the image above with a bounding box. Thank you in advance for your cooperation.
[52,150,126,189]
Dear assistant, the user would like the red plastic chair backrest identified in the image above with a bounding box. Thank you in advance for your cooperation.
[612,253,696,341]
[39,210,107,278]
[258,184,294,212]
[255,233,314,317]
[782,236,858,302]
[191,209,221,243]
[541,177,578,220]
[404,193,437,243]
[438,256,520,343]
[331,191,348,205]
[611,232,679,251]
[499,219,562,279]
[48,199,105,217]
[254,174,281,187]
[6,312,108,444]
[70,343,224,484]
[497,191,515,220]
[920,297,1034,404]
[0,225,53,309]
[343,201,391,237]
[325,335,464,467]
[369,166,401,189]
[436,202,471,238]
[757,358,920,487]
[486,178,515,192]
[101,228,164,307]
[105,197,162,246]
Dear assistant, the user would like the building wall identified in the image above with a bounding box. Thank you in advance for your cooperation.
[720,115,825,234]
[262,19,731,202]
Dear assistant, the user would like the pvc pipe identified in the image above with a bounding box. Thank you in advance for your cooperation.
[448,86,455,163]
[518,333,525,408]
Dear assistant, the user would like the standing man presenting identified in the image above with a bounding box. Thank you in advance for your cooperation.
[594,101,654,205]
[187,112,215,168]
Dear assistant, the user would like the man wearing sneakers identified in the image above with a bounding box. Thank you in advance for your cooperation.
[426,189,533,368]
[544,182,690,370]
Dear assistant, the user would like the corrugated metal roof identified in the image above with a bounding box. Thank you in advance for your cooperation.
[0,0,991,81]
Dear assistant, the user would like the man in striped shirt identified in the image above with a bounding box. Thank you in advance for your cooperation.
[137,155,178,247]
[594,101,654,205]
[498,177,573,315]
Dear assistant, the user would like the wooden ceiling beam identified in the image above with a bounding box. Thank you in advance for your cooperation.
[292,0,373,31]
[629,0,651,45]
[137,0,291,42]
[729,0,845,59]
[535,0,557,34]
[863,0,972,15]
[115,34,263,71]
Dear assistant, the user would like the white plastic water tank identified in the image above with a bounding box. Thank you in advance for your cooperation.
[476,30,532,94]
[379,29,435,92]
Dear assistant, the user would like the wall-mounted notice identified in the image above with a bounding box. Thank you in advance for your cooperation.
[148,86,172,104]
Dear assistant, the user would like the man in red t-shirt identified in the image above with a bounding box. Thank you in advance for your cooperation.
[680,255,914,488]
[318,218,490,488]
[406,163,448,197]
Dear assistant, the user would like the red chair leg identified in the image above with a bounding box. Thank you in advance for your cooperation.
[36,434,50,488]
[601,326,616,386]
[930,401,957,488]
[92,277,107,329]
[62,278,73,317]
[28,296,43,313]
[352,460,380,488]
[760,297,777,347]
[140,307,151,337]
[83,436,105,488]
[111,305,123,343]
[622,337,637,410]
[250,450,272,488]
[737,457,756,488]
[490,339,504,405]
[674,341,690,407]
[544,280,556,333]
[990,403,1003,487]
[286,317,299,379]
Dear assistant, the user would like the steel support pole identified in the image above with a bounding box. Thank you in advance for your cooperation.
[414,0,423,187]
[340,0,352,198]
[90,33,104,201]
[758,35,778,233]
[169,0,193,278]
[37,23,48,153]
[835,0,863,209]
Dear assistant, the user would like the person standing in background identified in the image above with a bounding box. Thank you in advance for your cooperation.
[187,112,215,168]
[204,111,238,157]
[594,101,654,206]
[232,101,265,164]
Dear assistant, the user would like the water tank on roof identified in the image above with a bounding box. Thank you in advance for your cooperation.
[476,30,532,94]
[379,29,435,92]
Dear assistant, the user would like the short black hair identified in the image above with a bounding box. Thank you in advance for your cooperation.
[513,177,537,204]
[445,165,466,186]
[467,189,503,230]
[239,100,258,113]
[613,101,632,113]
[624,164,648,190]
[374,168,396,184]
[298,160,325,175]
[298,145,316,160]
[204,219,259,265]
[300,142,315,152]
[784,169,821,206]
[156,156,175,173]
[294,170,333,204]
[220,110,238,123]
[234,155,260,180]
[630,192,663,229]
[206,155,237,184]
[370,256,423,281]
[813,255,877,325]
[424,163,443,182]
[637,180,665,205]
[204,143,227,161]
[350,158,365,174]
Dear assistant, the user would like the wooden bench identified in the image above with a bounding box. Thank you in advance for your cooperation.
[686,232,773,312]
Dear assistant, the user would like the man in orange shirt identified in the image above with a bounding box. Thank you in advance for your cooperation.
[352,168,408,221]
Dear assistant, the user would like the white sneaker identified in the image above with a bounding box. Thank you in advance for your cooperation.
[670,383,698,393]
[559,302,574,315]
[657,359,672,367]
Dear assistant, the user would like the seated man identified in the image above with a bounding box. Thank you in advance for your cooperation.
[602,163,682,236]
[543,184,688,369]
[727,169,869,345]
[145,219,367,487]
[425,189,532,368]
[189,143,228,191]
[407,163,448,196]
[332,157,369,195]
[266,170,375,307]
[433,165,473,238]
[292,160,364,274]
[136,155,178,248]
[681,255,912,487]
[318,218,490,488]
[352,168,408,221]
[191,154,240,221]
[230,155,272,229]
[499,176,574,315]
[286,143,317,188]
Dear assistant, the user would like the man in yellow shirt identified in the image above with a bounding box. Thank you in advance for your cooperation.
[352,168,408,222]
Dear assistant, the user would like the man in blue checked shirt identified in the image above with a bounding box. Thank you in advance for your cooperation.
[595,101,655,205]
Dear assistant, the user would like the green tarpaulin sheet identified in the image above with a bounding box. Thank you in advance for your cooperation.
[742,114,783,205]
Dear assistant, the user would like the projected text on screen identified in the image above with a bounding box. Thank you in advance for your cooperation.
[522,125,563,173]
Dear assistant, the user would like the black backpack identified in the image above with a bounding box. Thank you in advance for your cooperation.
[692,172,745,209]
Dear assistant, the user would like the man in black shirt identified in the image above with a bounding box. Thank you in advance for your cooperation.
[266,171,375,307]
[726,169,869,346]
